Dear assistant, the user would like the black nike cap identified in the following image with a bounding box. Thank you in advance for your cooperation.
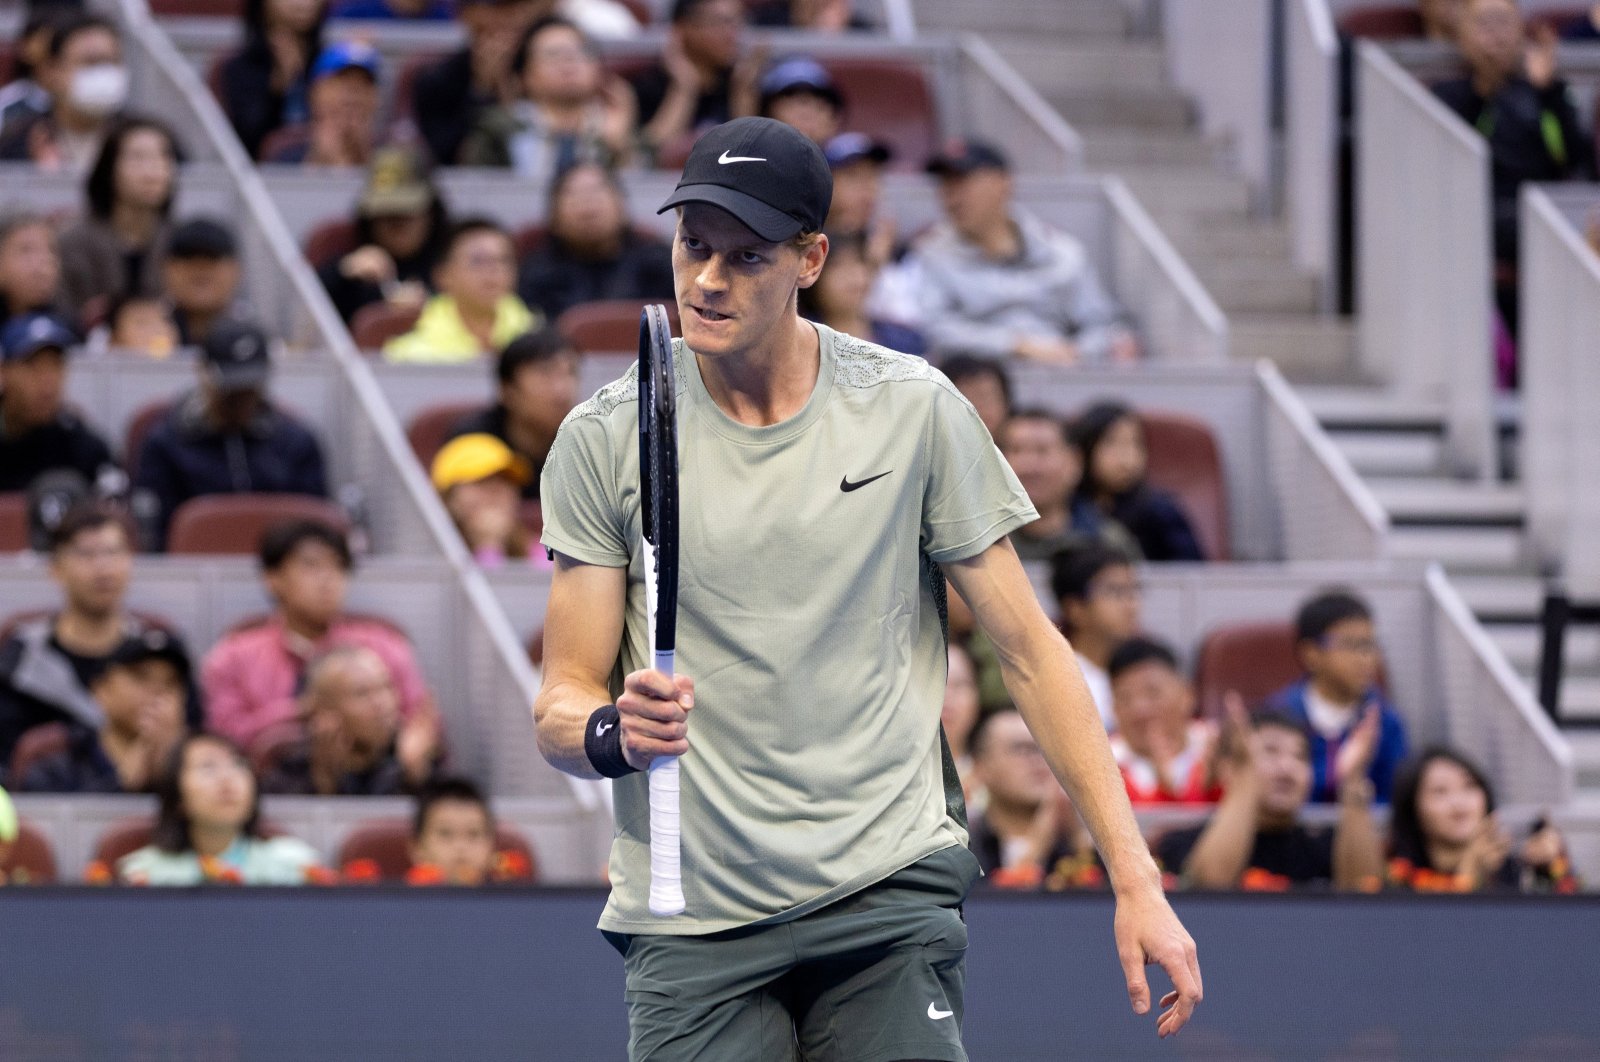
[657,117,833,243]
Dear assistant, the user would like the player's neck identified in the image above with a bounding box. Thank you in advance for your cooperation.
[696,317,821,427]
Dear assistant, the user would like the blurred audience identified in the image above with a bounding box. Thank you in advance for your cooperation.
[798,232,923,354]
[0,6,69,131]
[909,140,1137,365]
[460,17,635,180]
[384,217,538,363]
[432,433,537,567]
[116,732,329,885]
[104,294,179,357]
[515,162,674,319]
[758,56,842,146]
[134,321,328,547]
[630,0,759,158]
[823,133,896,268]
[1420,0,1466,41]
[999,409,1138,562]
[1265,590,1409,803]
[1107,638,1220,805]
[330,0,452,20]
[1050,544,1141,729]
[57,116,182,324]
[941,641,980,795]
[397,777,534,884]
[261,645,441,795]
[940,354,1011,438]
[1157,705,1384,891]
[749,0,868,31]
[1387,747,1578,893]
[0,14,128,173]
[18,627,192,794]
[413,0,533,166]
[0,504,181,770]
[0,211,65,327]
[1561,2,1600,39]
[161,217,246,347]
[446,327,580,501]
[201,519,432,749]
[1072,402,1204,562]
[317,148,448,324]
[0,312,115,493]
[220,0,328,159]
[264,40,385,166]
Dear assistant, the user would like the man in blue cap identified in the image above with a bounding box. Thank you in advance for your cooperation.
[0,312,116,493]
[758,54,843,145]
[265,41,385,166]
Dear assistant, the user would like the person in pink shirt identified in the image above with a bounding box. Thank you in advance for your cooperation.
[201,518,432,751]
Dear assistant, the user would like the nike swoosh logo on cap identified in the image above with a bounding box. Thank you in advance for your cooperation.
[718,150,767,164]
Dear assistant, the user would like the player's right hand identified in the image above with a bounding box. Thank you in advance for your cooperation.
[618,669,695,771]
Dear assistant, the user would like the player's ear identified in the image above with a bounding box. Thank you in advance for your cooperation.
[795,231,829,289]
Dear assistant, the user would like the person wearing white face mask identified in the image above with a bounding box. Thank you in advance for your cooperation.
[0,14,130,175]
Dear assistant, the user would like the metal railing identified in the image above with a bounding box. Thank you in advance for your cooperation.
[951,33,1084,172]
[1104,177,1230,364]
[1286,0,1341,305]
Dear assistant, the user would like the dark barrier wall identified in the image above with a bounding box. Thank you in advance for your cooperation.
[1,888,1597,1061]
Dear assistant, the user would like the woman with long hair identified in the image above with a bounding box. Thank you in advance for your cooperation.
[1071,401,1204,562]
[220,0,328,158]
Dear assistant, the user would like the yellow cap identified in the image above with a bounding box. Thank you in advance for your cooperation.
[430,433,532,493]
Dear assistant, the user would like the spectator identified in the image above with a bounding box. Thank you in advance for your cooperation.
[0,7,69,131]
[1156,706,1384,891]
[1071,402,1204,562]
[797,232,924,356]
[515,162,675,319]
[57,117,182,325]
[460,17,635,181]
[630,0,759,158]
[823,133,895,269]
[1107,638,1220,805]
[115,732,328,885]
[316,148,448,324]
[330,0,453,19]
[940,354,1011,438]
[446,327,580,501]
[19,627,192,794]
[264,40,385,167]
[432,433,537,567]
[201,519,432,749]
[999,408,1138,563]
[1387,747,1578,893]
[0,212,65,327]
[941,640,980,793]
[219,0,328,159]
[0,14,127,174]
[383,218,538,364]
[0,504,189,769]
[260,646,441,796]
[1560,3,1600,39]
[1050,544,1141,730]
[161,218,246,347]
[411,0,535,167]
[104,294,179,357]
[134,320,328,547]
[965,709,1101,890]
[749,0,869,31]
[0,313,116,493]
[911,140,1137,365]
[1432,0,1594,337]
[758,56,843,146]
[397,777,534,885]
[1265,590,1409,803]
[1420,0,1466,41]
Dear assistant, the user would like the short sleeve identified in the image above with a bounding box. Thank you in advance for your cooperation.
[920,379,1036,564]
[539,413,630,567]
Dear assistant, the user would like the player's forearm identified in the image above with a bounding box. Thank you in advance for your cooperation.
[532,678,613,779]
[1181,784,1257,888]
[996,622,1161,895]
[1332,780,1383,890]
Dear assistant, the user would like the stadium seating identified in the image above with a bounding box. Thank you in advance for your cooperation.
[304,217,361,269]
[123,401,173,481]
[351,301,424,351]
[150,0,243,14]
[1141,411,1231,561]
[165,494,352,555]
[407,401,485,469]
[1335,5,1424,38]
[336,817,539,881]
[92,818,158,870]
[557,299,680,353]
[8,723,72,788]
[1,821,58,885]
[1192,620,1300,720]
[0,493,28,552]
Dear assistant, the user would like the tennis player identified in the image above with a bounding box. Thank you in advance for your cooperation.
[534,116,1201,1061]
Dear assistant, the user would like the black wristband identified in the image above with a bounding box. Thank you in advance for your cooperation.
[584,704,637,779]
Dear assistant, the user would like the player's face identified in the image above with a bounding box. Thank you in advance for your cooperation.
[673,204,827,360]
[1416,758,1489,847]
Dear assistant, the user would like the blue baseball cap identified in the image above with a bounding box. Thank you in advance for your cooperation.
[309,40,382,85]
[759,56,843,110]
[0,312,77,362]
[824,131,891,169]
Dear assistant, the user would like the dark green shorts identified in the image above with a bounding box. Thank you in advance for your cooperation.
[604,845,982,1062]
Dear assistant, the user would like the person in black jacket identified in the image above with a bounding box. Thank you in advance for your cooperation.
[515,161,673,319]
[445,326,579,501]
[0,312,116,494]
[411,0,537,165]
[218,0,327,158]
[1072,401,1204,563]
[132,320,328,549]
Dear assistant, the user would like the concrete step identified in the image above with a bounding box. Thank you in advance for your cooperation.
[1386,524,1526,569]
[1080,128,1225,169]
[1301,386,1448,430]
[1486,623,1600,673]
[1521,670,1600,723]
[1166,217,1294,263]
[915,0,1129,35]
[1367,478,1526,526]
[1192,260,1320,315]
[1565,732,1600,788]
[990,37,1166,96]
[1330,428,1445,478]
[1451,572,1547,621]
[1116,167,1250,216]
[1230,314,1358,381]
[1048,90,1195,130]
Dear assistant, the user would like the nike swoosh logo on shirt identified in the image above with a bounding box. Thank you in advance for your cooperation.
[718,150,767,164]
[928,1003,954,1020]
[840,472,892,492]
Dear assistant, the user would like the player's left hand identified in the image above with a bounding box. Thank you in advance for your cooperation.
[1113,884,1202,1038]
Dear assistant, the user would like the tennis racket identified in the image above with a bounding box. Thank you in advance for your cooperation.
[639,303,683,917]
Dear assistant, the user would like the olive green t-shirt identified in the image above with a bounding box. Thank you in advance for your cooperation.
[540,323,1035,935]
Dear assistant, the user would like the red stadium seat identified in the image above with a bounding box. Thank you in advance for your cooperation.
[124,400,172,481]
[150,0,244,14]
[558,299,679,353]
[304,217,361,269]
[0,493,29,552]
[246,720,308,778]
[8,723,72,787]
[1140,411,1230,561]
[337,817,538,882]
[825,58,936,172]
[2,821,58,885]
[519,499,542,537]
[1192,620,1301,720]
[407,401,486,469]
[1336,5,1424,38]
[93,818,157,870]
[351,301,423,351]
[165,494,351,555]
[514,224,548,259]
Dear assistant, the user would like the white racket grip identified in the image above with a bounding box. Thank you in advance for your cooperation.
[648,648,683,916]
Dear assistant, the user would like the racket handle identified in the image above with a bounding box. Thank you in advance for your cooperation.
[649,649,684,916]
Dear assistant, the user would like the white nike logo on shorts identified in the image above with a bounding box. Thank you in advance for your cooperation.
[718,150,767,164]
[928,1003,954,1020]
